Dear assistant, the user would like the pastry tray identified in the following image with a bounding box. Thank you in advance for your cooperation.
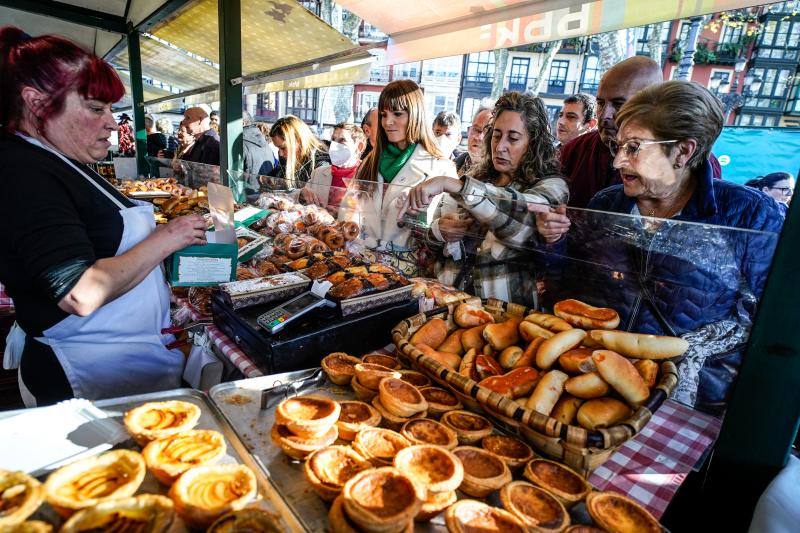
[2,388,304,532]
[209,369,630,532]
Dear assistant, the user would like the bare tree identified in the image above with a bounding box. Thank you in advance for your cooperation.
[490,48,509,99]
[646,22,666,64]
[528,40,563,95]
[597,30,624,71]
[318,0,360,125]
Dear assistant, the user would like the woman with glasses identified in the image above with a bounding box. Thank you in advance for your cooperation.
[535,80,784,415]
[745,172,794,211]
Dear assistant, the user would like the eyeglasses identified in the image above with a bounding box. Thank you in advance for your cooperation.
[469,124,490,136]
[609,138,678,159]
[769,186,793,197]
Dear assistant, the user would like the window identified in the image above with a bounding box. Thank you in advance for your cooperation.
[755,19,800,60]
[256,92,278,121]
[677,22,691,45]
[460,98,481,125]
[508,58,530,91]
[422,56,462,83]
[286,89,317,123]
[547,60,569,93]
[368,49,390,83]
[465,52,495,82]
[394,62,421,81]
[580,55,601,93]
[709,70,732,89]
[720,24,743,44]
[428,94,457,116]
[768,1,800,13]
[356,92,380,121]
[744,67,792,109]
[634,24,667,55]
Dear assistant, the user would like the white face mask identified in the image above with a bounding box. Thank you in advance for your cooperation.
[435,134,459,157]
[328,141,354,167]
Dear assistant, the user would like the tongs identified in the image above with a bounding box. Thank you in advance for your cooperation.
[260,368,327,410]
[162,319,214,350]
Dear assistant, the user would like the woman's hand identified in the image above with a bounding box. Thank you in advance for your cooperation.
[438,213,473,242]
[398,176,462,220]
[531,204,571,243]
[152,214,207,254]
[300,187,320,206]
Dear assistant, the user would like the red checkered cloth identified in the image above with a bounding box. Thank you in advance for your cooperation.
[0,283,14,309]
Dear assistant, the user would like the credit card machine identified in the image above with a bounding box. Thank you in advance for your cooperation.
[256,281,334,334]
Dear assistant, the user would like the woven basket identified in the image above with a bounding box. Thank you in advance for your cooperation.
[392,298,679,477]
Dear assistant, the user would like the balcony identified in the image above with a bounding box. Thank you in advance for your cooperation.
[668,39,743,65]
[539,80,578,97]
[508,77,528,92]
[462,75,493,97]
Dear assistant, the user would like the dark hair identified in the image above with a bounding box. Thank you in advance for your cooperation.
[563,93,596,124]
[472,91,561,188]
[433,111,461,131]
[210,110,219,117]
[745,172,794,189]
[0,26,124,134]
[360,107,376,129]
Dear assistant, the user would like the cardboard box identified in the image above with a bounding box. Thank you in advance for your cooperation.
[236,226,268,263]
[233,205,270,228]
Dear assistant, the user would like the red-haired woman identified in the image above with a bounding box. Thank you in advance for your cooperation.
[0,27,205,405]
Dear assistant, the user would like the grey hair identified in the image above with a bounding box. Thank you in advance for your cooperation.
[433,111,461,131]
[155,117,173,134]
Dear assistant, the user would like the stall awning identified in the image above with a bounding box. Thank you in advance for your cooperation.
[337,0,760,64]
[116,71,178,110]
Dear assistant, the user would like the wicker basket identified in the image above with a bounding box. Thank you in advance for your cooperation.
[391,298,679,477]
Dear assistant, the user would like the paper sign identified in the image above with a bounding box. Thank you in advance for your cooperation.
[178,256,234,283]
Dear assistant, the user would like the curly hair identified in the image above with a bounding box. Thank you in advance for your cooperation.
[472,92,561,188]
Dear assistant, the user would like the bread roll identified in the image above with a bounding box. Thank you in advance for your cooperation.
[588,330,689,360]
[410,318,448,350]
[459,348,478,380]
[564,372,610,399]
[417,343,462,371]
[519,321,555,342]
[475,354,503,380]
[576,398,632,430]
[591,350,649,406]
[454,303,494,328]
[551,394,583,425]
[558,348,596,374]
[483,317,522,351]
[482,344,495,357]
[498,346,522,370]
[535,329,587,370]
[525,370,568,416]
[524,312,573,332]
[634,359,658,388]
[479,367,540,399]
[438,329,465,355]
[461,324,488,352]
[554,299,620,330]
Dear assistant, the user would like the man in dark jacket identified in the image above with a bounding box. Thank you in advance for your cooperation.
[181,106,220,166]
[242,111,274,187]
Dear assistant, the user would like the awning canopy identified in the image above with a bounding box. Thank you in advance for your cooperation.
[337,0,761,64]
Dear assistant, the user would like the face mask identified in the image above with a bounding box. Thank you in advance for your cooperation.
[435,134,459,157]
[329,141,354,167]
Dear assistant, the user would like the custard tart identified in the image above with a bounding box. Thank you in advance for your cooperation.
[418,387,463,418]
[416,490,457,522]
[397,370,431,388]
[329,495,413,533]
[354,364,401,390]
[371,397,426,432]
[0,470,42,526]
[270,423,338,460]
[124,400,201,446]
[378,378,427,418]
[342,467,422,533]
[43,450,146,517]
[452,446,512,498]
[207,508,282,532]
[361,354,402,370]
[59,494,174,532]
[336,401,382,440]
[481,434,534,470]
[500,481,570,532]
[351,428,411,467]
[523,459,591,508]
[274,395,340,439]
[564,526,606,533]
[393,445,464,495]
[142,429,227,485]
[445,499,527,533]
[304,446,371,502]
[351,375,380,402]
[585,491,661,533]
[400,419,458,450]
[440,410,493,445]
[168,464,257,529]
[322,353,363,385]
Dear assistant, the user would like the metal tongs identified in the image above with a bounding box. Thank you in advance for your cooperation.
[260,368,327,410]
[161,319,214,350]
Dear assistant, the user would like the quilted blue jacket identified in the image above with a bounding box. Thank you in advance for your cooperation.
[542,159,785,414]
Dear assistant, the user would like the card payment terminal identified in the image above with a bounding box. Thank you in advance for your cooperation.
[256,281,335,334]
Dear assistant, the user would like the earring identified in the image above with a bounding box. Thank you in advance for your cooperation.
[673,162,682,169]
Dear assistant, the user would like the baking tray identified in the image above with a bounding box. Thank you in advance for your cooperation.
[209,369,619,532]
[2,388,304,532]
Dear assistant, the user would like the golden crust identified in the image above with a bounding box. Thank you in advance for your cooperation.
[452,446,512,498]
[440,410,493,445]
[586,491,661,533]
[207,508,282,532]
[351,428,411,467]
[481,435,534,470]
[322,353,363,385]
[418,387,463,418]
[1,520,52,532]
[354,364,401,390]
[400,419,458,450]
[393,445,464,495]
[378,378,427,418]
[336,401,382,440]
[142,429,227,485]
[123,400,201,446]
[43,450,145,517]
[304,446,371,502]
[523,459,591,508]
[415,490,456,522]
[445,499,527,533]
[351,374,380,402]
[341,467,422,533]
[397,370,431,388]
[371,397,426,432]
[274,395,340,439]
[270,423,338,460]
[329,494,414,533]
[361,354,403,370]
[59,494,174,533]
[168,464,257,530]
[500,481,570,532]
[0,470,43,526]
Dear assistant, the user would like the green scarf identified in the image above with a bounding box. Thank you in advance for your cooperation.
[379,143,417,182]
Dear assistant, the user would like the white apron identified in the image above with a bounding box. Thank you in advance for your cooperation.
[18,134,183,400]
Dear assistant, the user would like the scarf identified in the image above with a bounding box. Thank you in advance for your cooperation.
[330,163,359,188]
[379,143,416,182]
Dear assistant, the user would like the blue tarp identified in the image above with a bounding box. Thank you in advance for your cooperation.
[713,127,800,185]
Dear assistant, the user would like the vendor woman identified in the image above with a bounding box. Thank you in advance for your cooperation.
[0,27,206,405]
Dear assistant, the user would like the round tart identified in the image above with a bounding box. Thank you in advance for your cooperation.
[352,428,411,467]
[336,401,382,440]
[362,354,402,370]
[342,467,422,533]
[168,464,257,529]
[43,449,146,517]
[142,429,227,485]
[378,378,427,418]
[398,370,431,388]
[270,423,338,460]
[322,353,363,385]
[329,495,413,533]
[400,419,458,450]
[275,395,340,439]
[418,387,463,418]
[565,526,606,533]
[354,363,401,390]
[445,499,527,533]
[123,400,201,445]
[500,481,570,532]
[452,446,512,498]
[351,375,380,402]
[586,491,661,533]
[59,494,174,532]
[393,445,463,495]
[371,397,426,431]
[523,459,591,508]
[482,434,534,470]
[304,446,371,502]
[416,490,457,522]
[5,521,52,532]
[0,470,42,526]
[208,508,282,532]
[440,410,493,445]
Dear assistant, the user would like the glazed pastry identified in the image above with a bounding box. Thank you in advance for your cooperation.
[351,375,380,402]
[481,435,534,470]
[370,396,426,432]
[393,445,464,496]
[339,221,360,241]
[523,459,591,508]
[336,401,382,440]
[329,277,365,299]
[361,354,402,370]
[59,494,174,533]
[321,353,363,386]
[418,387,463,418]
[445,499,527,533]
[400,419,458,450]
[169,464,257,529]
[342,467,422,533]
[0,470,42,526]
[452,446,512,498]
[586,491,661,533]
[351,428,411,467]
[304,446,371,502]
[397,370,431,388]
[274,395,340,439]
[123,400,201,446]
[378,378,427,418]
[500,481,570,532]
[440,410,493,445]
[354,363,401,390]
[208,508,282,532]
[142,429,227,485]
[43,450,146,517]
[270,423,338,460]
